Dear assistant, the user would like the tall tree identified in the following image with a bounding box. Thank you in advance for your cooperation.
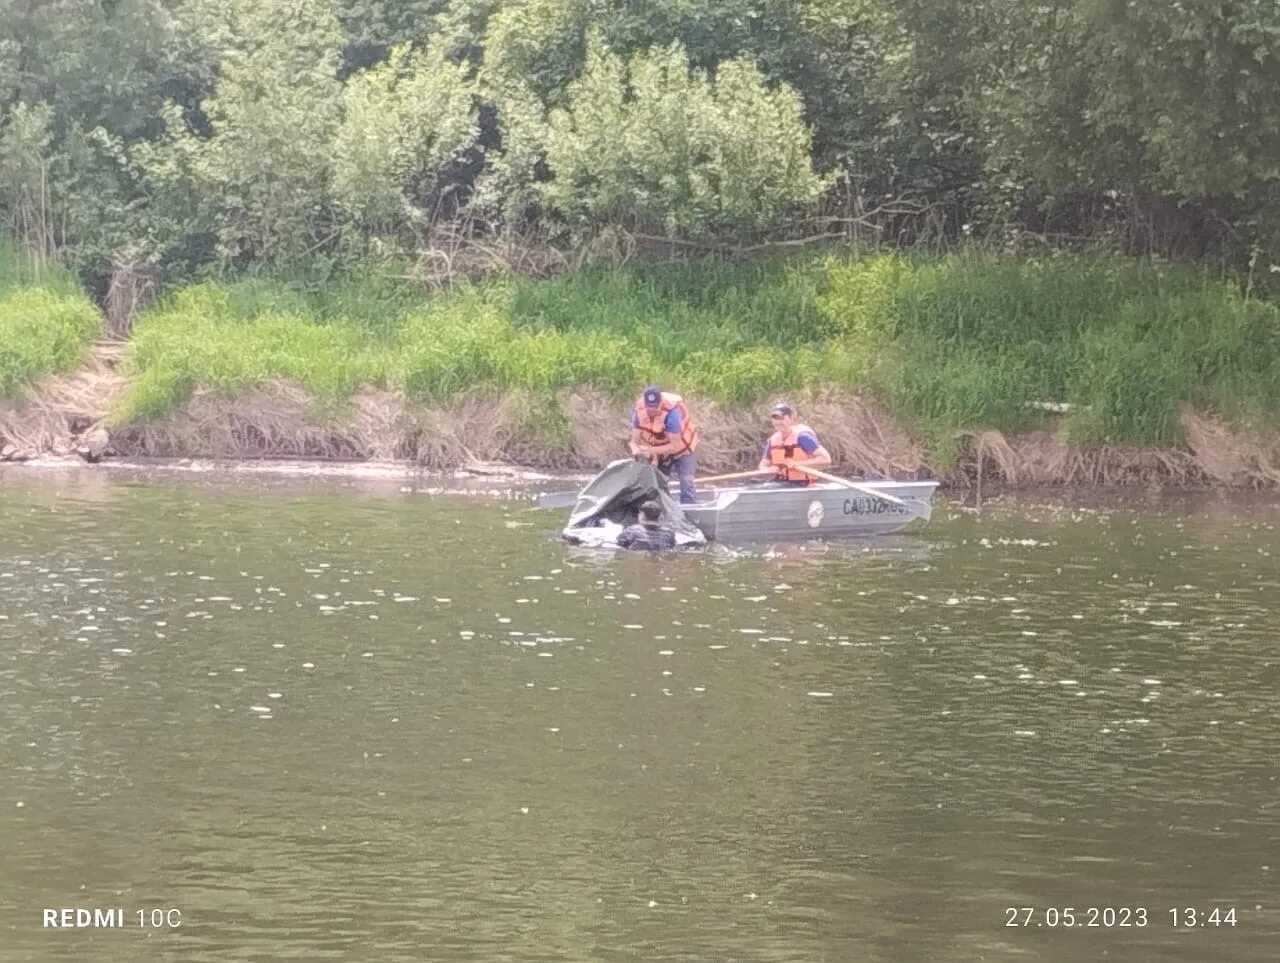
[332,45,480,237]
[155,0,345,263]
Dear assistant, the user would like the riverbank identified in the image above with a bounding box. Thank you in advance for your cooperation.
[3,246,1279,487]
[5,379,1279,489]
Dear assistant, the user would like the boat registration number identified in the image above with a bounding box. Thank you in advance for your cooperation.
[843,497,907,515]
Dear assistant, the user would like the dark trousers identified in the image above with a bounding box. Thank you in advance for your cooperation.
[658,451,697,503]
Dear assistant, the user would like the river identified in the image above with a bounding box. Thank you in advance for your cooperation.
[1,464,1277,962]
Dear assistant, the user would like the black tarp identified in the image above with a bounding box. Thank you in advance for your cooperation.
[561,459,707,548]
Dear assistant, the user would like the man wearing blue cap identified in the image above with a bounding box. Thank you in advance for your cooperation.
[629,384,699,503]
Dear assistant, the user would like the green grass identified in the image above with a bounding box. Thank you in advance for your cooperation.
[0,235,101,398]
[820,250,1280,448]
[109,249,1280,455]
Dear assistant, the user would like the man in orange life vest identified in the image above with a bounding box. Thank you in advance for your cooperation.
[758,401,832,484]
[629,385,699,503]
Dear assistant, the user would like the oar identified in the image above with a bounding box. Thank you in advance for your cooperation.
[792,464,907,506]
[695,468,775,485]
[535,489,581,508]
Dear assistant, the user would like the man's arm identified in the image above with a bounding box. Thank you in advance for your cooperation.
[808,444,833,468]
[629,427,649,456]
[628,410,647,455]
[795,433,832,468]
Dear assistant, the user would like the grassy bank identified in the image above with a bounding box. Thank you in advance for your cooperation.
[0,236,101,399]
[109,250,1280,461]
[4,234,1277,472]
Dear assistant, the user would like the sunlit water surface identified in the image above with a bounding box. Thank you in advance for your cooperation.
[1,466,1277,962]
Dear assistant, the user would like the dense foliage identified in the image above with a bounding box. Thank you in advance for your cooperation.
[2,0,1277,277]
[4,1,1279,457]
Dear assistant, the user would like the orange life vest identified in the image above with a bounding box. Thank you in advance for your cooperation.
[633,392,698,455]
[766,424,821,484]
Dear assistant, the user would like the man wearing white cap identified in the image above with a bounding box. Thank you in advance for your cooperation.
[758,401,831,485]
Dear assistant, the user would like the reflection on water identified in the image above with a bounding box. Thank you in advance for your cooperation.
[1,466,1278,962]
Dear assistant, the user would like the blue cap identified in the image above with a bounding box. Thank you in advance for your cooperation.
[771,401,793,416]
[642,385,662,407]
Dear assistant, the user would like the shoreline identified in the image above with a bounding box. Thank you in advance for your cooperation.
[0,453,574,482]
[4,324,1280,492]
[5,383,1280,490]
[1,451,1276,500]
[6,251,1280,491]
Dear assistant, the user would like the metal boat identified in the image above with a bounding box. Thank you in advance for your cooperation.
[555,459,938,545]
[680,479,939,541]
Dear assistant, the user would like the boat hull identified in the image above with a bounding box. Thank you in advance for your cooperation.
[680,480,938,542]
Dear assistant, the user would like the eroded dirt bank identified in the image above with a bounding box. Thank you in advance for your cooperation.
[3,352,1279,489]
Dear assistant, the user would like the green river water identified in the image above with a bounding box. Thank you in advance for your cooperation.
[1,465,1277,962]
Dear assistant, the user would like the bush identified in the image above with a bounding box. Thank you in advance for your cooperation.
[332,45,478,237]
[541,37,828,235]
[817,253,909,343]
[0,288,100,396]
